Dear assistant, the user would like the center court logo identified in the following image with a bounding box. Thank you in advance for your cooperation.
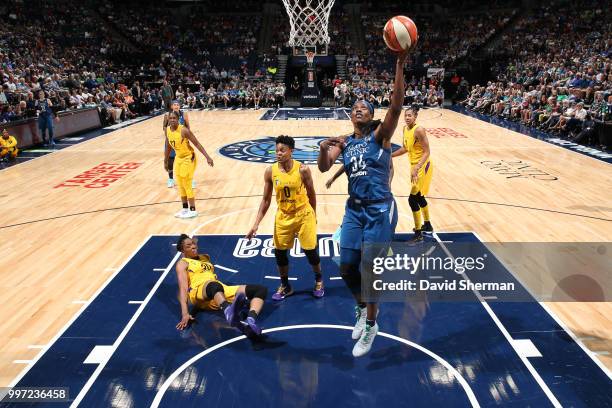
[219,136,401,164]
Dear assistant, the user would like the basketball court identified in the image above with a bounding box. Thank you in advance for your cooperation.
[1,106,610,406]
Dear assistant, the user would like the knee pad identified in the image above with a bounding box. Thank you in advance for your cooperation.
[274,249,289,267]
[304,248,320,266]
[205,281,224,299]
[340,263,361,295]
[408,194,420,212]
[416,192,428,208]
[245,284,268,300]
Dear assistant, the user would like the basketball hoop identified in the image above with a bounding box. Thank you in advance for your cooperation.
[281,0,335,54]
[306,51,315,67]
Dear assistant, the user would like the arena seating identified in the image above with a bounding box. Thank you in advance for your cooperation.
[1,0,608,150]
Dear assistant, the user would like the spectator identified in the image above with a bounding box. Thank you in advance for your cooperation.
[161,80,173,111]
[34,90,58,146]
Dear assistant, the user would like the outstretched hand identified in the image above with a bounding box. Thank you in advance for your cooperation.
[176,314,194,330]
[411,167,419,185]
[321,137,345,150]
[246,225,258,240]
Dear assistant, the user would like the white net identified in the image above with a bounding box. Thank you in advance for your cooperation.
[281,0,335,51]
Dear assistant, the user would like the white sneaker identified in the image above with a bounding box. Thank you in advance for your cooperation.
[184,210,198,218]
[191,180,196,188]
[352,322,378,357]
[167,178,175,188]
[352,306,367,340]
[174,209,189,218]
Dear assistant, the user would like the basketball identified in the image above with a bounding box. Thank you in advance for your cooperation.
[383,15,418,52]
[2,0,609,404]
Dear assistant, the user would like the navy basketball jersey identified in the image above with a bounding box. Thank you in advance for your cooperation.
[342,132,392,200]
[38,99,52,117]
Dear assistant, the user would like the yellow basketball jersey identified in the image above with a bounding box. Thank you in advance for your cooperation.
[166,124,193,159]
[183,255,218,289]
[271,160,309,213]
[1,136,17,149]
[403,124,429,166]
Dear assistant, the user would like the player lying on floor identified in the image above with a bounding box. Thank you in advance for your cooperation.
[175,234,267,337]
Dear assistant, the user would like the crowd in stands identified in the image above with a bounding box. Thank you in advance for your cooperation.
[269,6,361,56]
[192,0,264,12]
[360,11,511,73]
[0,0,282,127]
[1,0,504,128]
[328,11,357,56]
[332,75,444,109]
[180,81,286,110]
[360,0,520,12]
[269,5,508,70]
[1,0,609,151]
[100,4,265,81]
[460,0,611,148]
[1,0,137,125]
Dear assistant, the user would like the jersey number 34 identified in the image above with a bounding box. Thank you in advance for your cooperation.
[349,154,366,173]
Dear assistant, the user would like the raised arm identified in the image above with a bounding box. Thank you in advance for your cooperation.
[183,112,191,130]
[246,166,273,239]
[317,137,345,172]
[163,114,171,170]
[162,113,169,133]
[175,260,194,330]
[300,165,316,214]
[183,127,214,166]
[376,52,409,143]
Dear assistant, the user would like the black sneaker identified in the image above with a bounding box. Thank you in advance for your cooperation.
[422,221,434,233]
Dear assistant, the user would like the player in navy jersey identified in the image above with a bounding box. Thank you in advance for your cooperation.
[318,50,409,357]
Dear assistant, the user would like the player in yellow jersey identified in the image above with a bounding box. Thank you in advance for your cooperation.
[0,129,19,162]
[392,106,433,243]
[246,135,324,300]
[175,234,268,336]
[162,101,192,188]
[164,111,214,218]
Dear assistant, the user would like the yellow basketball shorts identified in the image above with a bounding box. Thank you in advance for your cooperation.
[189,280,239,310]
[410,160,433,196]
[274,205,317,250]
[0,147,18,158]
[174,156,197,199]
